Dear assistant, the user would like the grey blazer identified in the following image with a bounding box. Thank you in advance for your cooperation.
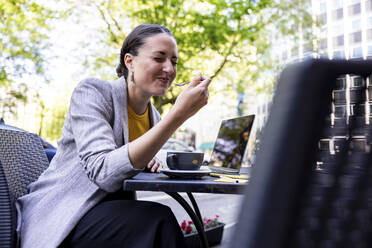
[16,77,161,248]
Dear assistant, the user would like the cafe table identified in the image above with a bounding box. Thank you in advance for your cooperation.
[122,172,248,248]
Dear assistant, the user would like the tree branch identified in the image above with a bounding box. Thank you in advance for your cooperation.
[106,0,123,35]
[210,39,238,80]
[93,3,119,44]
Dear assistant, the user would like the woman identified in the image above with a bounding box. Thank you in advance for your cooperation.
[17,24,211,247]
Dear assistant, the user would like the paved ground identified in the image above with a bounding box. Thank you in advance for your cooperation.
[137,191,245,247]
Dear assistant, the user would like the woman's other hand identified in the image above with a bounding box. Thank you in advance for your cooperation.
[146,157,163,173]
[172,73,211,120]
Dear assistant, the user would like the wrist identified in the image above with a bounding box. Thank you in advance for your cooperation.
[167,106,187,125]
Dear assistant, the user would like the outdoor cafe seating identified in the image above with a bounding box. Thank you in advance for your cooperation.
[0,128,49,247]
[2,58,372,248]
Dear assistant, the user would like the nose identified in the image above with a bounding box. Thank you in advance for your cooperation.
[163,59,175,74]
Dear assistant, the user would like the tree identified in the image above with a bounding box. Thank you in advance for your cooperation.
[0,0,56,119]
[268,0,316,63]
[0,82,28,120]
[251,0,316,97]
[66,0,274,114]
[42,96,69,142]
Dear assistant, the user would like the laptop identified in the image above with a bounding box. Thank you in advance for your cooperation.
[204,115,255,175]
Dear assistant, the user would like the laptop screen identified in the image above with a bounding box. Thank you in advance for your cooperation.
[208,115,255,173]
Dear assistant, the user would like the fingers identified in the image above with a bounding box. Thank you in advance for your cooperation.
[152,161,162,173]
[147,158,154,168]
[147,158,163,173]
[199,77,211,88]
[189,72,203,87]
[196,77,211,101]
[189,73,211,89]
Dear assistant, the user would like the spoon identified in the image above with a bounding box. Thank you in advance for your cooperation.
[174,81,190,86]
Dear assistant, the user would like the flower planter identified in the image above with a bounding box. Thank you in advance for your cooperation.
[184,222,225,248]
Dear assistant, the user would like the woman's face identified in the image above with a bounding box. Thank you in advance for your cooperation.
[126,33,178,97]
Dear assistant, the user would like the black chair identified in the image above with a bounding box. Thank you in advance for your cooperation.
[0,128,49,248]
[233,59,372,248]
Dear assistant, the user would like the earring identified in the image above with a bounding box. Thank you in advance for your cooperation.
[131,72,135,84]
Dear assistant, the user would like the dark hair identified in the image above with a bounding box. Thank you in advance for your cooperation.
[116,24,175,79]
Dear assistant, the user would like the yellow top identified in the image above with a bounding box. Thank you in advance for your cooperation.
[127,105,150,142]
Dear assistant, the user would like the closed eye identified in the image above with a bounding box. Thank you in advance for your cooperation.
[154,57,177,66]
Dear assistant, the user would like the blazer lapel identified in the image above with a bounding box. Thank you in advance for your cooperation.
[112,77,160,145]
[112,77,129,145]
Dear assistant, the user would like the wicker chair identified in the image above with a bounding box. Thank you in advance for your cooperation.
[0,128,49,248]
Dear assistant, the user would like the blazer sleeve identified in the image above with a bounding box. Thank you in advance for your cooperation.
[69,78,142,192]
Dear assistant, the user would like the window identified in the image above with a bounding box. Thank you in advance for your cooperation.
[349,31,362,44]
[319,50,328,58]
[304,42,313,53]
[320,39,327,49]
[351,76,364,88]
[320,26,328,37]
[368,16,372,27]
[366,0,372,12]
[333,35,344,46]
[348,3,361,16]
[352,19,361,30]
[367,45,372,54]
[333,0,342,9]
[318,13,327,24]
[367,28,372,40]
[282,51,288,60]
[351,46,363,58]
[333,50,345,58]
[333,8,344,20]
[320,2,327,13]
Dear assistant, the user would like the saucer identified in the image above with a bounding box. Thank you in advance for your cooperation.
[160,168,211,179]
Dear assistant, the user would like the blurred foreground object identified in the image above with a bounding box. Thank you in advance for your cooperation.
[233,59,372,248]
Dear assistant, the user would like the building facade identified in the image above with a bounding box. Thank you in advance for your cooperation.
[314,0,372,60]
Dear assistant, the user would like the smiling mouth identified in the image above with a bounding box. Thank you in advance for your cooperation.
[158,78,170,84]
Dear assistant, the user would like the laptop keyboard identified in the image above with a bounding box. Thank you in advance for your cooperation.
[287,74,372,248]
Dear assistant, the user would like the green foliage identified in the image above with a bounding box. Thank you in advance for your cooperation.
[68,0,274,114]
[42,101,68,142]
[0,0,57,119]
[32,86,70,143]
[0,0,54,84]
[0,83,28,118]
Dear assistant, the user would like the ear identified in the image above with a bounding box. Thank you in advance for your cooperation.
[124,53,134,72]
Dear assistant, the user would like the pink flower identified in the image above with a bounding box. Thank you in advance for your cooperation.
[180,215,221,235]
[186,225,192,234]
[181,220,186,230]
